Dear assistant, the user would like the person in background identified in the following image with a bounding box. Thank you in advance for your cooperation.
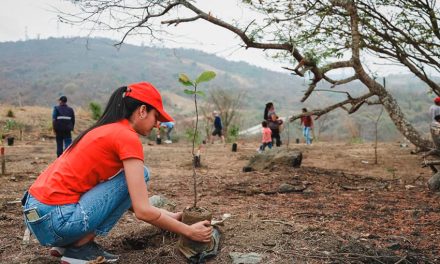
[431,114,440,149]
[23,82,212,263]
[268,114,283,147]
[210,111,225,144]
[154,121,162,144]
[429,97,440,121]
[52,95,75,157]
[300,108,313,145]
[258,120,272,153]
[160,121,175,144]
[264,102,275,121]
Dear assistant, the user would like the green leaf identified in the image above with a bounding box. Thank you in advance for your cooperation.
[195,91,205,96]
[195,71,216,84]
[184,89,195,95]
[179,73,193,86]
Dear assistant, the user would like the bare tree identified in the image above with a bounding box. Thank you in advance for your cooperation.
[208,89,245,138]
[60,0,439,149]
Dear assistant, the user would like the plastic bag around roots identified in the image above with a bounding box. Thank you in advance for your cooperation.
[178,227,221,264]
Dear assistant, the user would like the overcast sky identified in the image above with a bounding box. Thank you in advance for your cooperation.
[0,0,420,76]
[0,0,295,72]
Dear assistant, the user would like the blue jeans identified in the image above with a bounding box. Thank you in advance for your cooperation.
[55,131,72,157]
[259,142,273,151]
[22,167,150,247]
[166,127,174,140]
[303,126,311,145]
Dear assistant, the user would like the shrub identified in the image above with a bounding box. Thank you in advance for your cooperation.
[184,127,201,145]
[4,119,17,131]
[89,101,102,120]
[228,124,240,143]
[6,109,14,118]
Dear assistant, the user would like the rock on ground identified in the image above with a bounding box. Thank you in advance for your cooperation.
[247,148,302,171]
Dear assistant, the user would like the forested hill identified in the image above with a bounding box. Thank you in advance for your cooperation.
[0,37,436,141]
[0,37,304,109]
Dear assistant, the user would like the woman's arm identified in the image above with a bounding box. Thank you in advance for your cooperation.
[123,158,212,242]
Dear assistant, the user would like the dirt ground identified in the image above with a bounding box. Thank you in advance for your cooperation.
[0,133,439,264]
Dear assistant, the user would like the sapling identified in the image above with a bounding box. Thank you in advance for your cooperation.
[178,71,216,254]
[179,71,216,208]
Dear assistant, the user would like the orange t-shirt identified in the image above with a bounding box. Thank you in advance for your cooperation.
[29,119,144,205]
[262,127,272,143]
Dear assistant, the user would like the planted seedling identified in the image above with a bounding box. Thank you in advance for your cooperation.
[178,70,216,253]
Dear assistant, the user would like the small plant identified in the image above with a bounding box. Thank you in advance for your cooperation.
[184,127,201,145]
[89,101,102,120]
[228,124,240,143]
[6,109,14,118]
[4,119,18,132]
[386,167,397,179]
[179,70,216,208]
[349,137,363,144]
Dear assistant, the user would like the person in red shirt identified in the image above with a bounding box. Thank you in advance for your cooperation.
[258,120,273,152]
[22,82,212,263]
[300,108,313,145]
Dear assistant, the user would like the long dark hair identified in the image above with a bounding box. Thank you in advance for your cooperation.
[264,102,274,120]
[67,86,152,152]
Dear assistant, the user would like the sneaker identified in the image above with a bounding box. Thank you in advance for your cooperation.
[60,241,119,264]
[50,247,65,257]
[164,140,172,144]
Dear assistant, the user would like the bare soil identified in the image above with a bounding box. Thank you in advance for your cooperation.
[0,106,438,263]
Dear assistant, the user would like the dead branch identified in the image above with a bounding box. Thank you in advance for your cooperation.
[290,92,374,122]
[421,160,440,168]
[313,89,353,97]
[323,74,358,88]
[340,185,369,191]
[261,219,295,227]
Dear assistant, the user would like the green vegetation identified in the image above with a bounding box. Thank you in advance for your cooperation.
[6,109,14,118]
[184,128,201,145]
[89,101,102,120]
[227,125,240,143]
[0,38,435,143]
[4,119,18,131]
[179,70,216,208]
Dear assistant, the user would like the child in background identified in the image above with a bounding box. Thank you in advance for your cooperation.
[258,120,272,152]
[268,114,283,147]
[300,108,313,145]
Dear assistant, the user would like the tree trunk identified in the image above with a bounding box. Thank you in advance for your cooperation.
[355,66,432,150]
[378,90,432,150]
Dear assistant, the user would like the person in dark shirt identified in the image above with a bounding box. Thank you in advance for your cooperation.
[300,108,313,145]
[268,114,283,147]
[52,96,75,157]
[210,111,225,144]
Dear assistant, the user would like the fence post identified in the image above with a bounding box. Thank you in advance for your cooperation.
[1,147,5,175]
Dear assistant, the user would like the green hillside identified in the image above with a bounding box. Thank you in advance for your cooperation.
[0,37,435,141]
[0,37,303,108]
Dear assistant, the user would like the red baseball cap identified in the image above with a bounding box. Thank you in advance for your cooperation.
[435,97,440,104]
[126,82,173,122]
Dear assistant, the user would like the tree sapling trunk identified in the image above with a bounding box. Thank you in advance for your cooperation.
[178,71,216,252]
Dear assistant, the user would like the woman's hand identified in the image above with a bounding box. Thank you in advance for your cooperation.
[187,220,213,242]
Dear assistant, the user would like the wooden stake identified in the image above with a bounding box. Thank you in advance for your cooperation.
[1,147,5,175]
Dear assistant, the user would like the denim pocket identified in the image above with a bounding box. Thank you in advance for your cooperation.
[24,208,62,246]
